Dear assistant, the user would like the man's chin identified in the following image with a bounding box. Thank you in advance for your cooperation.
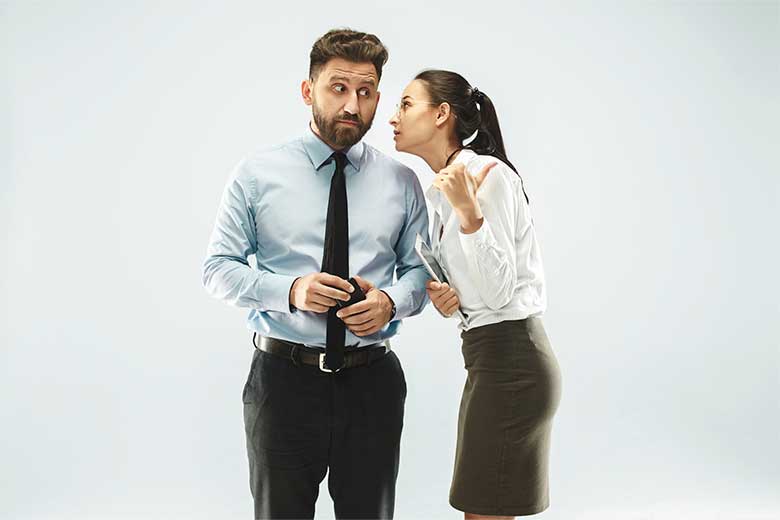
[333,127,365,148]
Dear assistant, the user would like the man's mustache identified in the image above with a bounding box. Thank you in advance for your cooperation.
[337,114,362,125]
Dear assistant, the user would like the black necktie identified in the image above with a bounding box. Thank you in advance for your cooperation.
[321,152,349,370]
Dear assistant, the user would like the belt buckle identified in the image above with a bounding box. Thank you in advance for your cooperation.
[319,353,342,373]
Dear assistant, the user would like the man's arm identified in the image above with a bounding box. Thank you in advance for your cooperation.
[201,161,297,313]
[379,170,431,321]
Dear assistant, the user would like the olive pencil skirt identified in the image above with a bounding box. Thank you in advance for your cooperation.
[449,317,562,516]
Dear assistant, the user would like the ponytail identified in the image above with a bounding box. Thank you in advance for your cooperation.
[414,70,528,203]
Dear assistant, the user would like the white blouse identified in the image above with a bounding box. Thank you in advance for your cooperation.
[425,149,547,331]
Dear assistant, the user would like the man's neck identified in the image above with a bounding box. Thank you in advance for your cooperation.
[309,120,346,152]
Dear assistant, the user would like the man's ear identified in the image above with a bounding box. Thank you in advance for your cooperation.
[301,79,313,106]
[435,102,452,128]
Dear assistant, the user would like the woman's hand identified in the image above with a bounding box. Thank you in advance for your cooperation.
[432,161,497,233]
[426,280,461,317]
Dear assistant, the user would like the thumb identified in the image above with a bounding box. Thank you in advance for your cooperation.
[474,162,497,189]
[352,275,374,292]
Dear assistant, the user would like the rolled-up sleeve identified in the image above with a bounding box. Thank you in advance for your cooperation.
[202,161,296,313]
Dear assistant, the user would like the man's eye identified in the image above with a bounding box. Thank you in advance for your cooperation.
[359,88,371,97]
[334,84,345,93]
[403,101,411,108]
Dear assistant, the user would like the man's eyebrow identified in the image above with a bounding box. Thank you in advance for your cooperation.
[329,75,377,87]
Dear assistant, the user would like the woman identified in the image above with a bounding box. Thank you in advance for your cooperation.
[389,70,562,518]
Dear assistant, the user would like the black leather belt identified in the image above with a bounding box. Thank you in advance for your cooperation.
[253,334,389,372]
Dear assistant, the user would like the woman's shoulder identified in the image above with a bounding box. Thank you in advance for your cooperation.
[462,150,521,194]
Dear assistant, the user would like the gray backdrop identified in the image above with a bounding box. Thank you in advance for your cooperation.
[2,1,778,519]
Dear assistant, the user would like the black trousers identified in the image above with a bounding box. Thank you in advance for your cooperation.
[242,341,407,520]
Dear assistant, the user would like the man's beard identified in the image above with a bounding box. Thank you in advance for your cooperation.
[312,102,374,149]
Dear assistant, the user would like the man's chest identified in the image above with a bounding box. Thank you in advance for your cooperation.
[252,171,407,259]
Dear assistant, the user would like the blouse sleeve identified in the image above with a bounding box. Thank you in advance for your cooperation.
[457,161,519,310]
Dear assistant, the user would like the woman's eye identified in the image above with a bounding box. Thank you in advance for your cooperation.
[403,101,411,108]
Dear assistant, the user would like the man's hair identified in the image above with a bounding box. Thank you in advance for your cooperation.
[309,28,389,82]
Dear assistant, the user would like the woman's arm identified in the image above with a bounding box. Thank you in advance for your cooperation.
[456,164,519,310]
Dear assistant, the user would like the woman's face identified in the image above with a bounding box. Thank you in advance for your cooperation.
[388,79,440,153]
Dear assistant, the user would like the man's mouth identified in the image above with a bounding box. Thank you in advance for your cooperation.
[337,120,359,126]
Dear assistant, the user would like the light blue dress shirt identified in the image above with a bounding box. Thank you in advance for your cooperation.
[202,126,431,347]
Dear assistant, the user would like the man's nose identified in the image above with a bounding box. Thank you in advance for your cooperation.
[343,91,359,115]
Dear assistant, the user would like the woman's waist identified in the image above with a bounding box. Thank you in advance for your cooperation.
[461,313,544,339]
[456,288,545,326]
[459,315,555,367]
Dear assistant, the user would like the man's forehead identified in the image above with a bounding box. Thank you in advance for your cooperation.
[322,63,378,84]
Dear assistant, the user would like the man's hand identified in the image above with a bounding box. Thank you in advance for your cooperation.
[289,272,354,313]
[336,275,393,336]
[426,280,460,317]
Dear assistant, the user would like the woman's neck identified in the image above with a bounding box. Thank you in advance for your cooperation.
[418,137,463,173]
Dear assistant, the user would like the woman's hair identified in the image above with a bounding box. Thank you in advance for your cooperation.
[415,69,528,203]
[414,69,518,176]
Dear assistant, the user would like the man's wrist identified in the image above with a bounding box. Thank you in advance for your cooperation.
[288,277,301,313]
[379,289,396,321]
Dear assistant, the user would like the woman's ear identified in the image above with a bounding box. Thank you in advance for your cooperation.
[435,102,452,128]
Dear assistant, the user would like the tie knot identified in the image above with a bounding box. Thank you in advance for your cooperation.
[331,152,348,171]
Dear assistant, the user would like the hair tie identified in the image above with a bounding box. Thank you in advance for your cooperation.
[471,87,485,103]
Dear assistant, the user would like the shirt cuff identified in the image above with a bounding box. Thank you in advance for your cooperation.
[379,290,396,321]
[379,284,411,322]
[458,217,496,258]
[262,272,299,314]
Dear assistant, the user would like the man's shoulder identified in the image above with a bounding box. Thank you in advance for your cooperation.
[362,142,417,180]
[224,139,304,188]
[242,137,305,166]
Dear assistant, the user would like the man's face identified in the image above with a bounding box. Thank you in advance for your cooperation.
[303,58,381,149]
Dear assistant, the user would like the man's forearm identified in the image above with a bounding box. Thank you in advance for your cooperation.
[379,264,430,321]
[202,255,297,313]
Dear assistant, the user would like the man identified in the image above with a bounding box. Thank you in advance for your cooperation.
[202,28,430,519]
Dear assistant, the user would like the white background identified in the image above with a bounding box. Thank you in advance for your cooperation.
[2,1,778,519]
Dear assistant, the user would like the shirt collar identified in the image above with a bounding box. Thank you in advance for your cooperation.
[302,123,365,174]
